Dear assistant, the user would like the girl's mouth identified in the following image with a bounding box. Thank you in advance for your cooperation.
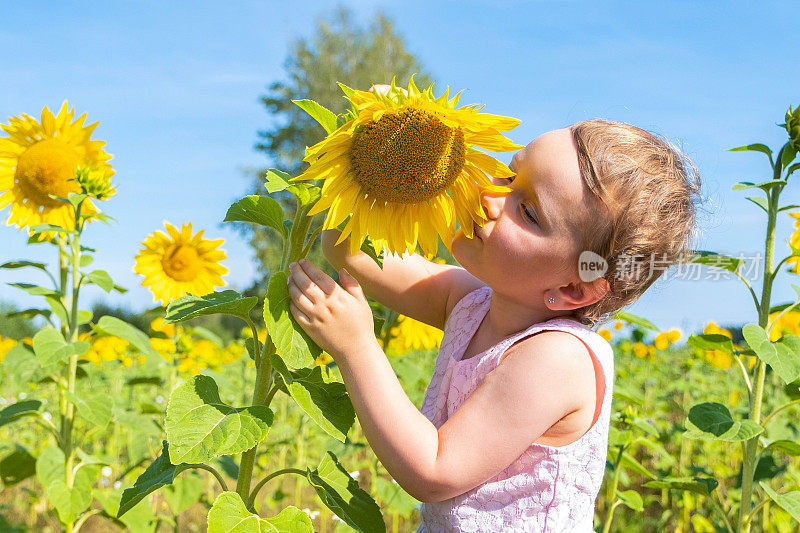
[472,222,482,240]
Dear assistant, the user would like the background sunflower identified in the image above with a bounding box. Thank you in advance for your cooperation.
[293,79,520,257]
[0,102,114,231]
[134,221,228,305]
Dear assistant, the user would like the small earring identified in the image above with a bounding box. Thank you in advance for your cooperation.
[548,297,555,304]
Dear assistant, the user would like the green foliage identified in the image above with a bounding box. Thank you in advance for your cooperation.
[742,323,800,384]
[685,402,764,441]
[93,316,159,359]
[207,492,313,533]
[35,447,99,524]
[264,272,320,368]
[305,452,386,532]
[225,195,288,240]
[119,441,186,517]
[164,290,258,324]
[0,400,42,428]
[761,483,800,522]
[272,354,355,442]
[33,327,85,367]
[0,446,37,486]
[165,375,274,464]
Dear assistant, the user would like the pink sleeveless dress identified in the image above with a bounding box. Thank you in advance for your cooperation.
[416,285,614,532]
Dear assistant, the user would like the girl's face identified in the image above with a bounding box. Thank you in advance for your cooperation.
[452,128,596,307]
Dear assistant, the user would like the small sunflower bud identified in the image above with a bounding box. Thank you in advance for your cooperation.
[782,106,800,152]
[75,166,116,200]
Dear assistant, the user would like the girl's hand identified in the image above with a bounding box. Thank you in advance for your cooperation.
[287,258,376,361]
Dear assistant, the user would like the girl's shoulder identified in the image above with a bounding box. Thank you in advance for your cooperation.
[443,276,487,321]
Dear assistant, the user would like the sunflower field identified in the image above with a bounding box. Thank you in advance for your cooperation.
[1,87,800,533]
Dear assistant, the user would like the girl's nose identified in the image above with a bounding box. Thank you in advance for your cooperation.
[480,183,508,220]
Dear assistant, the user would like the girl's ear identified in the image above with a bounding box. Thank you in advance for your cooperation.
[555,277,609,309]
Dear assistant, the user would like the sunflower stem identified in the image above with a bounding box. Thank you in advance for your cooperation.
[738,150,783,533]
[62,199,84,532]
[235,336,275,507]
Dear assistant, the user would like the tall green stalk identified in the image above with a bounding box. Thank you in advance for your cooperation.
[61,200,84,533]
[235,202,316,508]
[737,147,785,533]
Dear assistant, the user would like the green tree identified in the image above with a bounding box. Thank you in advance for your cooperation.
[243,6,430,288]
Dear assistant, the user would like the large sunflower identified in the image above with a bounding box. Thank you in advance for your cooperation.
[0,102,114,231]
[292,79,520,256]
[134,222,228,305]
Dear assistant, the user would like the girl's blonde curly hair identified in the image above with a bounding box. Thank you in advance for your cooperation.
[568,119,702,327]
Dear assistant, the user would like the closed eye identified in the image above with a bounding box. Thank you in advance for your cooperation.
[521,203,538,224]
[506,176,538,224]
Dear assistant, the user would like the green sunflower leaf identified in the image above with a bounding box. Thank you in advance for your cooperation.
[760,483,800,522]
[6,308,51,321]
[290,183,322,209]
[611,310,660,332]
[65,390,113,428]
[293,99,340,134]
[264,168,292,193]
[0,447,37,486]
[36,447,98,525]
[743,324,800,384]
[207,492,313,533]
[9,282,61,299]
[746,196,769,213]
[1,344,40,387]
[0,399,42,428]
[688,250,743,274]
[643,477,718,496]
[687,334,735,354]
[84,270,114,292]
[165,290,258,324]
[765,440,800,457]
[684,402,763,441]
[264,272,319,369]
[225,196,287,239]
[29,223,75,236]
[119,441,188,518]
[305,452,385,533]
[728,143,774,165]
[272,359,355,442]
[93,316,159,359]
[33,327,74,366]
[782,144,798,169]
[0,260,48,272]
[165,375,274,464]
[616,490,643,512]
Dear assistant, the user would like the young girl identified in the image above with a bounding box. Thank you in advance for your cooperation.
[286,120,700,531]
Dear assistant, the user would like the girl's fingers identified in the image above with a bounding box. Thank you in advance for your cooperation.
[287,277,315,311]
[289,302,310,324]
[288,261,325,302]
[297,259,337,295]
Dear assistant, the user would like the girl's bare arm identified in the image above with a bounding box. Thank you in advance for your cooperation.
[321,229,483,329]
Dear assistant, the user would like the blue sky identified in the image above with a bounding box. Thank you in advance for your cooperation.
[1,0,798,334]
